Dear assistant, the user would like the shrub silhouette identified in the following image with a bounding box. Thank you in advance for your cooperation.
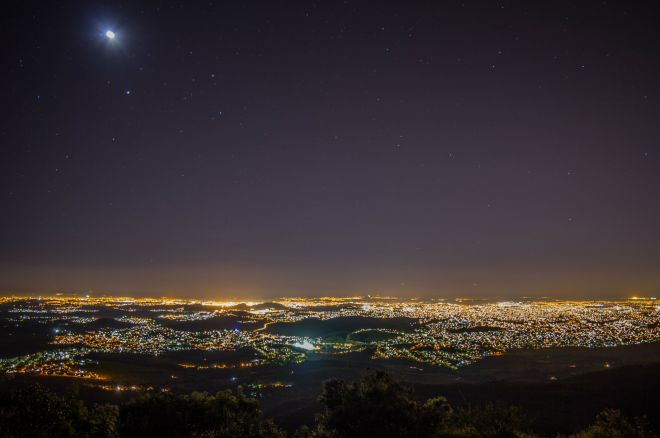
[567,409,655,438]
[453,403,532,438]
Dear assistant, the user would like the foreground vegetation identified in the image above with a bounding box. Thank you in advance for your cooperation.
[0,372,655,437]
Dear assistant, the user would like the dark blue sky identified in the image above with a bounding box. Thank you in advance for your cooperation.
[2,1,659,298]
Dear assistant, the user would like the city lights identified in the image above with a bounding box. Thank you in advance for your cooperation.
[0,295,658,381]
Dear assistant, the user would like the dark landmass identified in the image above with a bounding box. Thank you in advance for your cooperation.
[347,329,401,342]
[429,362,660,436]
[4,370,652,438]
[256,343,660,433]
[23,356,656,436]
[264,316,418,338]
[78,317,133,331]
[7,342,656,436]
[0,320,62,358]
[160,315,264,331]
[247,302,289,311]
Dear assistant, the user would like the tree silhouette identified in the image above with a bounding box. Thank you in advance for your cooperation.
[307,370,460,437]
[0,384,118,438]
[0,375,656,437]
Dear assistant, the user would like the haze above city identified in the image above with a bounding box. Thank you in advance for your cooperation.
[3,1,660,299]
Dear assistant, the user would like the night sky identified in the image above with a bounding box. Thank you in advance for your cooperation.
[2,1,660,299]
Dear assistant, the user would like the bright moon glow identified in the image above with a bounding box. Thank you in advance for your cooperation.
[105,30,115,39]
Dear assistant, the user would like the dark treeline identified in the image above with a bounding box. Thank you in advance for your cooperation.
[0,372,655,438]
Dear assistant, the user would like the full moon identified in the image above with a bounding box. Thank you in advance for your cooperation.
[105,30,115,39]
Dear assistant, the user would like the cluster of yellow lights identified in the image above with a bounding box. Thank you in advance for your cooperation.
[0,294,658,383]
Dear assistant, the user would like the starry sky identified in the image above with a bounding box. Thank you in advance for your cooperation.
[2,1,660,299]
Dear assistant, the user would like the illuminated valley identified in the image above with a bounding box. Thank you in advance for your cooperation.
[1,295,657,387]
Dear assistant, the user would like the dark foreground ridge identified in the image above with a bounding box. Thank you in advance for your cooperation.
[0,371,656,438]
